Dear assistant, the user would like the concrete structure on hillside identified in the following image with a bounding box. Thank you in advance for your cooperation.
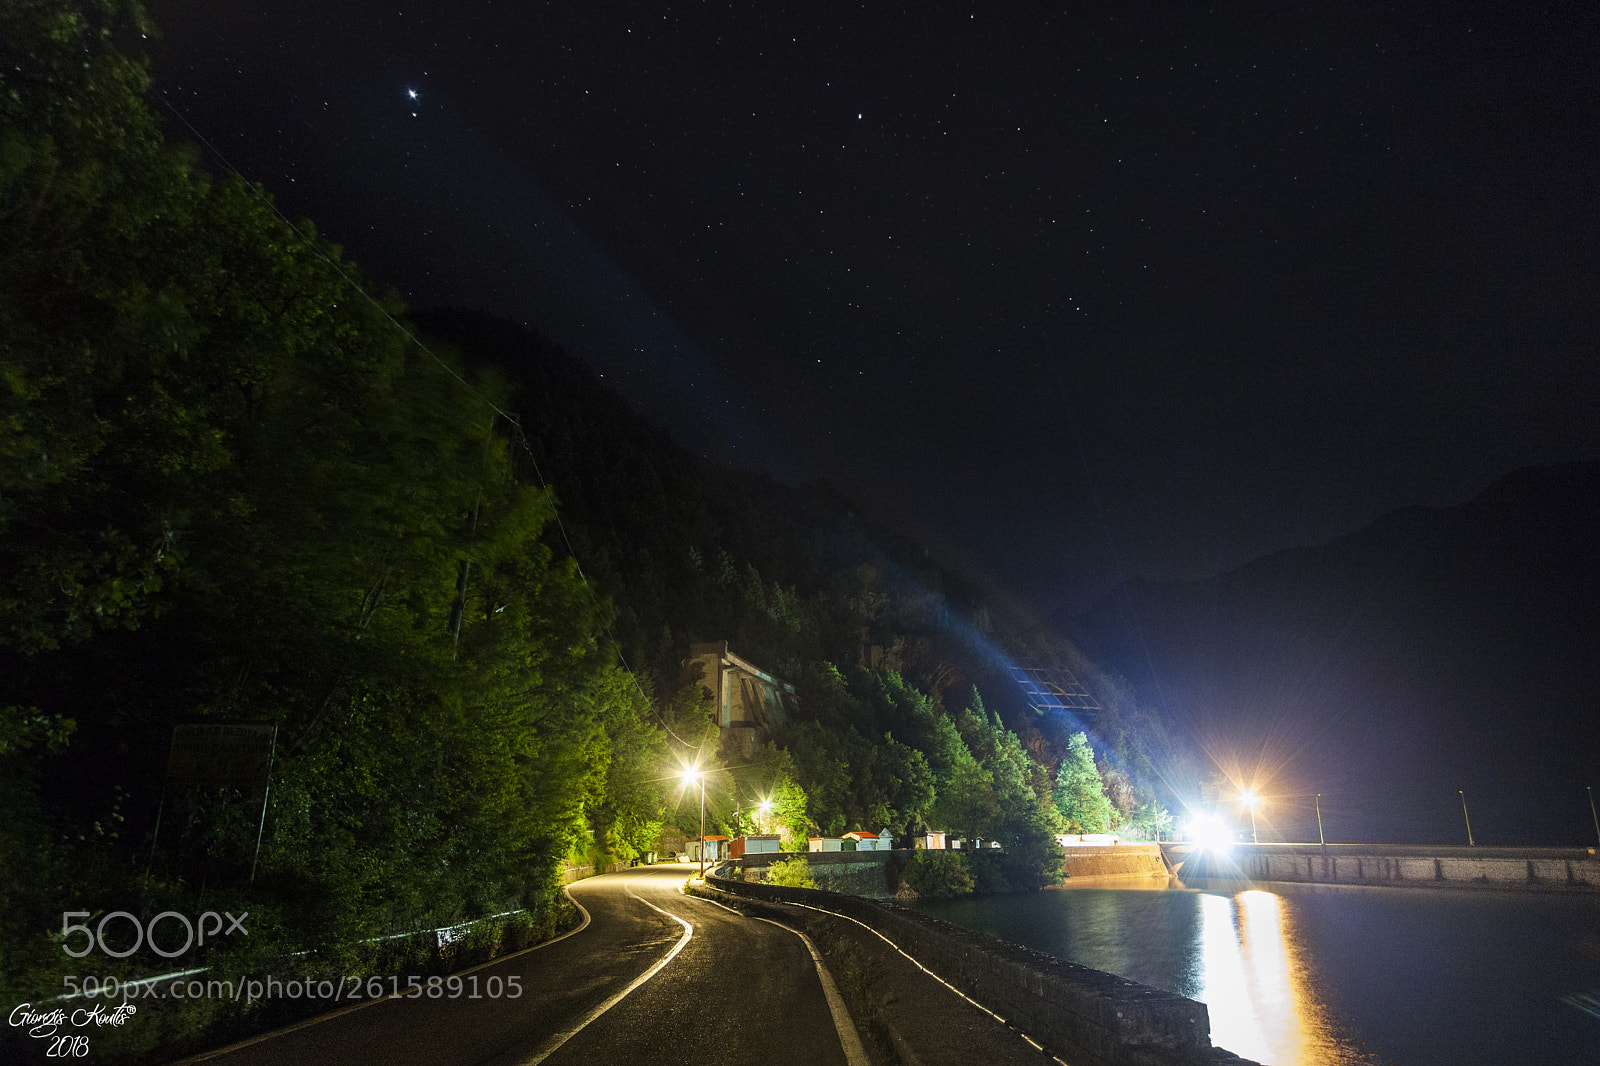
[684,641,797,757]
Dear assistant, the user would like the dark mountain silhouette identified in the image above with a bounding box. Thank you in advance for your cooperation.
[1071,462,1600,846]
[411,309,1193,801]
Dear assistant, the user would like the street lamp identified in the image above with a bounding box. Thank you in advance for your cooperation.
[1588,787,1599,848]
[1240,790,1260,843]
[1458,788,1475,847]
[683,767,706,878]
[1315,792,1325,846]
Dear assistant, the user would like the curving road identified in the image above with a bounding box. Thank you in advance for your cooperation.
[179,865,862,1066]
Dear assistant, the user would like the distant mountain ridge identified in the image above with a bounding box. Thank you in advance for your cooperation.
[1071,461,1600,846]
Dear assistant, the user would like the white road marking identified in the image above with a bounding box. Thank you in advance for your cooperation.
[709,887,1075,1064]
[518,876,693,1065]
[681,878,871,1066]
[751,916,872,1066]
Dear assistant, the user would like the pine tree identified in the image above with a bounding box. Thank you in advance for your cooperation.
[1054,732,1115,834]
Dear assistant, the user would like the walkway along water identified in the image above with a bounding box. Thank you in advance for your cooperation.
[703,868,1262,1066]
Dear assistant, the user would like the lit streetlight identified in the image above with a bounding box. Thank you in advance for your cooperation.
[1240,789,1261,843]
[683,766,707,878]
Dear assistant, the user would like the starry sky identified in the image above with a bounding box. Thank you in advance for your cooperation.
[145,0,1598,615]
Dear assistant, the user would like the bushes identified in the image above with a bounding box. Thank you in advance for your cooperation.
[898,850,974,899]
[763,857,818,889]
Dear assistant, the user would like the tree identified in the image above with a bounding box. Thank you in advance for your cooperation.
[928,742,999,842]
[1054,732,1115,834]
[1,3,632,1023]
[1132,801,1174,842]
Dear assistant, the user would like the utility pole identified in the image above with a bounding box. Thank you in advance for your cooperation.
[449,494,481,659]
[1458,789,1475,846]
[1588,786,1599,848]
[1315,792,1325,846]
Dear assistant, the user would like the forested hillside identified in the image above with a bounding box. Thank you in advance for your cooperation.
[1,4,1180,1056]
[413,307,1191,847]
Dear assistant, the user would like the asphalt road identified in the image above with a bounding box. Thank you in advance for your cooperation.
[178,865,859,1066]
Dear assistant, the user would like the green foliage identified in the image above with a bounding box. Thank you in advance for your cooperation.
[763,857,817,889]
[927,739,999,840]
[0,14,1190,1056]
[769,779,812,851]
[1129,800,1174,841]
[1054,732,1115,834]
[899,850,974,899]
[732,744,812,850]
[0,8,666,1047]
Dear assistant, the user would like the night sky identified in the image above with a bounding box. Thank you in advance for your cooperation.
[144,1,1598,615]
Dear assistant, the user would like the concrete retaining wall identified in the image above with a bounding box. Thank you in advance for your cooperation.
[741,844,1173,891]
[705,872,1254,1066]
[1063,844,1171,880]
[1164,843,1600,891]
[738,849,898,897]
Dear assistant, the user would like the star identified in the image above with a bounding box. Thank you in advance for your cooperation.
[407,88,419,100]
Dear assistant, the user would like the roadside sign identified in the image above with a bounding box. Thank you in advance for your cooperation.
[164,723,277,788]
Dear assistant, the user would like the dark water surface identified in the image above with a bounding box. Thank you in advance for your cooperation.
[916,879,1600,1065]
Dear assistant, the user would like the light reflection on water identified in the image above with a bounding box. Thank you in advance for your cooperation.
[922,880,1373,1064]
[917,879,1600,1065]
[1192,888,1361,1065]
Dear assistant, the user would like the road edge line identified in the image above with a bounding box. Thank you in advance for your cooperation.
[749,916,871,1066]
[516,876,693,1066]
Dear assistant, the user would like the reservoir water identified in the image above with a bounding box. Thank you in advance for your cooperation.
[917,879,1600,1065]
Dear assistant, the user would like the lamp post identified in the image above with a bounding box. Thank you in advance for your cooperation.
[683,767,706,878]
[1315,792,1325,846]
[1458,789,1475,846]
[1588,787,1599,848]
[1240,790,1260,843]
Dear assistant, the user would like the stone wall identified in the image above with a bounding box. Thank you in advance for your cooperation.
[704,871,1255,1066]
[738,849,898,897]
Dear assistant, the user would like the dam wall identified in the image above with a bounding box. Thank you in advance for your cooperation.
[1061,843,1171,880]
[1163,842,1600,891]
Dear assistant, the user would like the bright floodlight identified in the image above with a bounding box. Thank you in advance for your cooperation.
[681,766,700,783]
[1194,814,1235,853]
[759,799,772,813]
[1240,789,1260,808]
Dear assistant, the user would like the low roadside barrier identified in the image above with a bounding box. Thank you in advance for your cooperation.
[703,871,1256,1066]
